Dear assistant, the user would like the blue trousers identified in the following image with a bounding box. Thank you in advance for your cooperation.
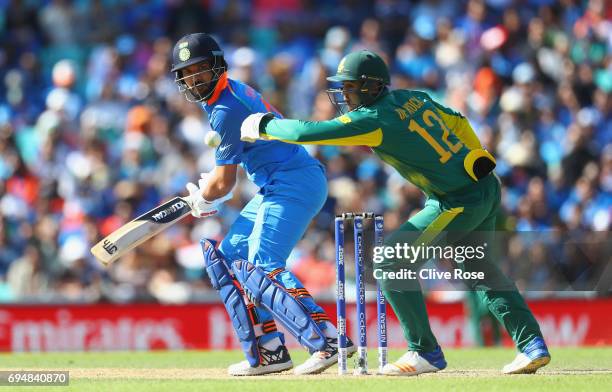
[219,165,330,344]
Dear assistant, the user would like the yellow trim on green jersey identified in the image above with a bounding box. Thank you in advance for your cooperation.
[464,149,497,181]
[432,101,482,150]
[337,114,352,124]
[264,127,383,147]
[430,100,496,181]
[414,207,465,246]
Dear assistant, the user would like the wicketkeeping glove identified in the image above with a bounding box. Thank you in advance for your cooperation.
[240,112,274,143]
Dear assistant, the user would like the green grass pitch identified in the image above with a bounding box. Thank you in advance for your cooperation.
[0,348,610,391]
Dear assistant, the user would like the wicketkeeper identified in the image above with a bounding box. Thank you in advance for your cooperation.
[171,33,354,376]
[240,50,551,376]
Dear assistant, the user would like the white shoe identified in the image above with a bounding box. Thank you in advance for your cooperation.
[380,348,446,377]
[228,345,293,376]
[502,352,550,374]
[294,337,357,375]
[502,337,551,374]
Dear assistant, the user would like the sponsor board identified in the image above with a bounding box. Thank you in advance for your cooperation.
[0,299,609,351]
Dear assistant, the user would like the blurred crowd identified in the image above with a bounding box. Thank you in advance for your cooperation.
[0,0,610,303]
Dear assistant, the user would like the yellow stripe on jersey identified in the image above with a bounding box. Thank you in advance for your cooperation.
[435,109,482,150]
[263,127,383,147]
[464,148,497,181]
[337,114,352,124]
[413,207,464,247]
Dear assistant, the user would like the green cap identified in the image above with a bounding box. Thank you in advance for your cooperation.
[327,50,390,85]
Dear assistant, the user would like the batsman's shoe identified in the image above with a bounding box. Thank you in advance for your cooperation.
[381,346,447,376]
[294,337,357,375]
[228,345,293,376]
[503,337,551,374]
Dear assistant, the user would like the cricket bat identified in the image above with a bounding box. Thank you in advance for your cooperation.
[90,193,231,266]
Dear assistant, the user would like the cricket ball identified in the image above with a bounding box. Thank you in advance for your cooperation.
[204,131,222,147]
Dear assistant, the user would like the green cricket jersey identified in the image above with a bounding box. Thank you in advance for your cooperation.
[261,90,491,197]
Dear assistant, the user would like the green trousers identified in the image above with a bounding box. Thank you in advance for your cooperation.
[466,290,502,346]
[379,174,543,353]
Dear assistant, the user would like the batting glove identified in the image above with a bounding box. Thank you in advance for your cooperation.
[185,182,219,218]
[240,112,274,143]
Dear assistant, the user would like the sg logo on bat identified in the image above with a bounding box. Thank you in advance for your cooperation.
[102,239,118,255]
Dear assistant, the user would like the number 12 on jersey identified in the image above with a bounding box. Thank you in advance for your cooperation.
[408,109,463,163]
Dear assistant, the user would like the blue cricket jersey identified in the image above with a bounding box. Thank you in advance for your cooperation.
[203,75,320,187]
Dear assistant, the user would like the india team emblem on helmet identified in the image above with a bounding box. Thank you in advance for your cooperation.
[179,48,191,62]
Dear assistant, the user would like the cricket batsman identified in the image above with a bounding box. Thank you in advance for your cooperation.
[240,50,551,376]
[171,33,354,376]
